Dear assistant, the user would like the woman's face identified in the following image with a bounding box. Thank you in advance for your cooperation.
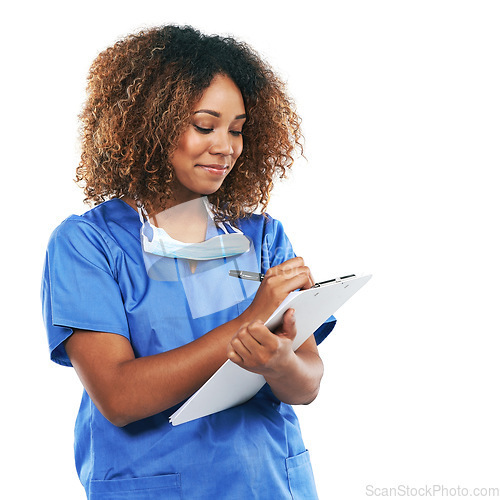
[169,74,246,205]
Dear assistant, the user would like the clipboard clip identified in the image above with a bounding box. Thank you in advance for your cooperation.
[313,274,356,288]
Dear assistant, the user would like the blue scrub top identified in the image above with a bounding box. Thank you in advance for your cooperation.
[41,199,336,500]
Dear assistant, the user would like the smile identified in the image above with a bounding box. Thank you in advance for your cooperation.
[196,164,230,176]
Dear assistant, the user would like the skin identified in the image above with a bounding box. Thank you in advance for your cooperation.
[65,74,324,427]
[168,74,246,207]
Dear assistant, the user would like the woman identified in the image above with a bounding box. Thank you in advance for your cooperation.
[41,25,336,499]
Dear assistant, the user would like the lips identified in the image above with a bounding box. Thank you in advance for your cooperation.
[197,164,228,170]
[196,164,230,176]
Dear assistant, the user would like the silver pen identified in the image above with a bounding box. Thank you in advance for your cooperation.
[229,270,265,282]
[230,269,356,287]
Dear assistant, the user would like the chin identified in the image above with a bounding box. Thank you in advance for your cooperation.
[198,182,225,196]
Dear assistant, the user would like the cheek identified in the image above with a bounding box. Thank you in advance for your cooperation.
[174,131,209,161]
[234,139,244,159]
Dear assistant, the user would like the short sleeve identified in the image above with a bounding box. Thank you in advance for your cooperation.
[312,317,337,345]
[261,216,336,345]
[41,217,130,366]
[261,217,296,271]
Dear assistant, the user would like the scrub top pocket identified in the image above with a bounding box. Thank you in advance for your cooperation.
[89,473,181,500]
[286,450,319,500]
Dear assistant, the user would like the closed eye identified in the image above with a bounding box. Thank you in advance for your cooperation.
[194,124,243,137]
[194,125,213,134]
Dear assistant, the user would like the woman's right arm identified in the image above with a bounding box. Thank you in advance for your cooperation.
[66,315,247,427]
[64,256,313,427]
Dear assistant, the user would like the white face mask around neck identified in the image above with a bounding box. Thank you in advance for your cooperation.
[138,197,250,261]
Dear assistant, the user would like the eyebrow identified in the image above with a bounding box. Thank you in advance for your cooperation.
[194,109,246,120]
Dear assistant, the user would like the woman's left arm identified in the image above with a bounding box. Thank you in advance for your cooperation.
[227,308,324,405]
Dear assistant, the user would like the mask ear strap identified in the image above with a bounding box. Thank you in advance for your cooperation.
[130,197,148,224]
[226,222,243,235]
[219,222,230,235]
[202,197,228,234]
[137,203,149,225]
[136,202,156,242]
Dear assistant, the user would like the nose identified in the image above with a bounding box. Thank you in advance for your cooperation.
[209,131,234,157]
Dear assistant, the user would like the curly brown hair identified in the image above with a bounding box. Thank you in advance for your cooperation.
[76,25,303,220]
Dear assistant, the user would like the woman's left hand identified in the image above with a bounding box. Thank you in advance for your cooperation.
[227,308,324,405]
[227,308,297,377]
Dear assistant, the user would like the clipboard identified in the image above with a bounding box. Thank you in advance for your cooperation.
[170,273,372,425]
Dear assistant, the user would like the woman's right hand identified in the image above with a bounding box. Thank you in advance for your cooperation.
[241,256,315,323]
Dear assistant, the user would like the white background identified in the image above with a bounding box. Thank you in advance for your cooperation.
[2,1,499,498]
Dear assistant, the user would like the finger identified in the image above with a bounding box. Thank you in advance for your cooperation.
[279,258,314,287]
[266,263,314,289]
[227,347,244,365]
[278,308,297,340]
[237,325,266,354]
[266,257,305,277]
[230,335,253,358]
[274,270,314,292]
[302,267,315,289]
[245,321,277,350]
[296,269,314,289]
